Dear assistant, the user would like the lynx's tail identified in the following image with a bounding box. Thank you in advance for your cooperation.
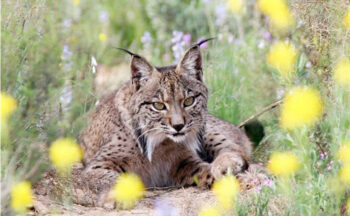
[243,120,265,148]
[238,99,282,147]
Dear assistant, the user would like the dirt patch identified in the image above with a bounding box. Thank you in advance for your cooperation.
[32,188,215,216]
[31,164,270,216]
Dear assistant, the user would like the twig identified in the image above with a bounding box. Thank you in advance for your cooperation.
[238,99,283,128]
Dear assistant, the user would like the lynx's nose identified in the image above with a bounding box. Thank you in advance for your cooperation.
[173,124,184,132]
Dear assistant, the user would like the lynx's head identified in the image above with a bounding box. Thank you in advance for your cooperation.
[126,40,211,161]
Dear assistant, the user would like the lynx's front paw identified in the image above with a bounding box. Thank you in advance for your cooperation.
[210,152,248,179]
[97,190,116,209]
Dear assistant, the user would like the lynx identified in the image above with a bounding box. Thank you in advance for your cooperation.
[75,40,252,208]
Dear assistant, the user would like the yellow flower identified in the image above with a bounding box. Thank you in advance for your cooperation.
[344,8,350,28]
[280,86,323,130]
[1,92,17,121]
[333,58,350,88]
[338,141,350,164]
[73,0,80,6]
[258,0,293,31]
[112,173,145,209]
[198,206,221,216]
[267,152,300,177]
[49,138,83,171]
[339,164,350,185]
[267,41,297,77]
[11,181,33,213]
[212,174,240,209]
[227,0,244,15]
[99,33,107,43]
[269,7,293,31]
[258,0,278,15]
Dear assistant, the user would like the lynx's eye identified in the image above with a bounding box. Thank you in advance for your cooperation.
[184,96,195,107]
[153,102,166,110]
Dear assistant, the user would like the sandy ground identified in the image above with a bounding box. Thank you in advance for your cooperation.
[31,164,274,216]
[32,187,216,216]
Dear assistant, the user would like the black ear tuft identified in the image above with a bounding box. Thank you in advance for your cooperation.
[193,37,216,48]
[114,47,142,58]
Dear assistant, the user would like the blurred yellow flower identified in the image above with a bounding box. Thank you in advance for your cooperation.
[344,8,350,28]
[99,33,107,43]
[280,86,323,130]
[258,0,277,15]
[267,41,297,77]
[212,174,240,209]
[112,173,145,209]
[333,58,350,88]
[1,92,17,121]
[267,152,300,177]
[339,164,350,185]
[258,0,293,31]
[49,138,83,171]
[11,181,33,213]
[269,8,293,31]
[227,0,244,15]
[338,141,350,164]
[198,206,221,216]
[73,0,80,6]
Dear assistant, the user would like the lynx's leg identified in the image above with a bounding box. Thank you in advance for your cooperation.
[204,115,252,179]
[73,163,119,208]
[35,163,119,208]
[171,156,215,188]
[73,143,138,208]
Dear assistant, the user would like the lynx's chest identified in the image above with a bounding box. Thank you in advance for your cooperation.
[135,140,193,187]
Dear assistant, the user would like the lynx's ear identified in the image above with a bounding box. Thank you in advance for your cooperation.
[115,48,154,90]
[176,38,215,81]
[130,55,154,90]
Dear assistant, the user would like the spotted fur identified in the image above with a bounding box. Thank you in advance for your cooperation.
[75,44,252,208]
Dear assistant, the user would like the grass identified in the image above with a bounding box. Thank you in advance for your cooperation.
[2,0,350,215]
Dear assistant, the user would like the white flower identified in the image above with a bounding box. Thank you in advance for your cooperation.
[297,20,304,28]
[141,32,153,45]
[154,198,179,216]
[99,11,109,23]
[63,19,72,29]
[61,45,73,71]
[218,33,223,41]
[227,34,234,44]
[61,45,72,61]
[258,40,265,49]
[171,31,184,43]
[306,61,312,68]
[91,56,98,74]
[215,5,227,25]
[171,31,186,62]
[60,85,73,110]
[276,87,285,99]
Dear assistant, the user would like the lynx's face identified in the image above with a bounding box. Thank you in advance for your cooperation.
[128,44,209,161]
